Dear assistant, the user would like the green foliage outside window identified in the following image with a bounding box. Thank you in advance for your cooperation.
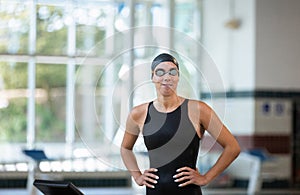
[0,98,27,142]
[0,2,106,143]
[0,63,67,142]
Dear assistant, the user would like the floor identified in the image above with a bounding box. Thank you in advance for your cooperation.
[0,187,300,195]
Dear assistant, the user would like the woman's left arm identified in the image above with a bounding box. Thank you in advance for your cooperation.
[202,108,240,185]
[174,101,240,187]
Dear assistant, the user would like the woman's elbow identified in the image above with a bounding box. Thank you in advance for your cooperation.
[232,141,241,158]
[225,139,240,159]
[120,145,128,154]
[120,145,133,155]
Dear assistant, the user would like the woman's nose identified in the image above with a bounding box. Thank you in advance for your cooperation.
[163,74,171,81]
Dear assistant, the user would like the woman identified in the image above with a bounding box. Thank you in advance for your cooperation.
[120,53,240,194]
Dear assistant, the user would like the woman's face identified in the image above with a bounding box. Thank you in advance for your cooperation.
[152,61,179,97]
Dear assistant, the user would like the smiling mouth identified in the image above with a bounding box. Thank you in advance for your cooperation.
[161,83,172,87]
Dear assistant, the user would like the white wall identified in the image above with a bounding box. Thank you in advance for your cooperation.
[201,0,256,135]
[201,0,299,136]
[202,0,256,91]
[202,0,300,91]
[205,98,255,135]
[225,98,255,135]
[255,0,300,90]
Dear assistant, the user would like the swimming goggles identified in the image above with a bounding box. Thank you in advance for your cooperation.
[154,68,179,77]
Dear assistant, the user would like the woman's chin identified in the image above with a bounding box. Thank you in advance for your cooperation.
[160,88,175,96]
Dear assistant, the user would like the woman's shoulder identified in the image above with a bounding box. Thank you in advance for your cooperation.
[131,102,149,113]
[186,99,214,116]
[187,98,209,108]
[130,102,151,121]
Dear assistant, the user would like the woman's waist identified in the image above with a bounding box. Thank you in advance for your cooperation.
[154,164,195,177]
[149,156,196,170]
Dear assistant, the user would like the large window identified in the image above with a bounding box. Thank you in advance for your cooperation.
[0,63,27,143]
[36,5,67,55]
[35,64,66,142]
[0,0,202,171]
[0,2,30,54]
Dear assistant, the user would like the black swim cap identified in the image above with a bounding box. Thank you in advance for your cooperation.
[151,53,179,71]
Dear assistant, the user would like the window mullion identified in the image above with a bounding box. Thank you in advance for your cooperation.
[26,0,37,148]
[66,0,76,157]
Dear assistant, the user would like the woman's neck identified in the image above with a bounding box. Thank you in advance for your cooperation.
[154,95,182,112]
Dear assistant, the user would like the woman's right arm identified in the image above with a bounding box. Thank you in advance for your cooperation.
[120,107,159,188]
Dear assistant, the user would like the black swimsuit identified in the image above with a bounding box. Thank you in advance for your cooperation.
[143,99,202,195]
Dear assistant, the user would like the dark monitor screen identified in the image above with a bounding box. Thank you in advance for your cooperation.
[33,179,84,195]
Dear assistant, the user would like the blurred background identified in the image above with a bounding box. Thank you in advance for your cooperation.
[0,0,299,194]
